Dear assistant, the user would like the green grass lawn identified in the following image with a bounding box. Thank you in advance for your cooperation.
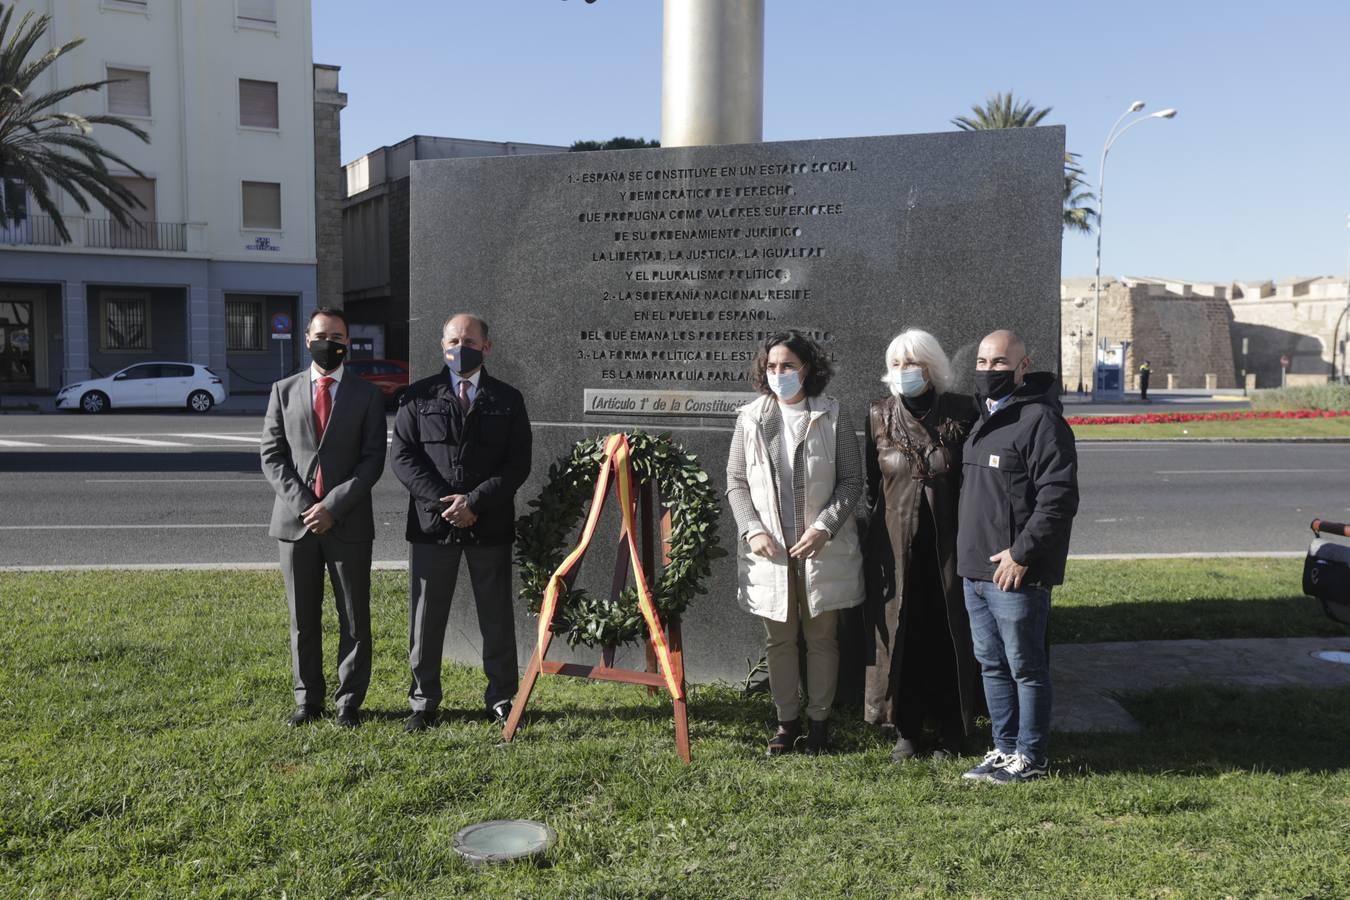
[2,567,1348,896]
[1051,557,1341,643]
[1072,416,1350,441]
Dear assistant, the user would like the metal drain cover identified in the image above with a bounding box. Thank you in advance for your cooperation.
[453,819,556,867]
[1312,650,1350,666]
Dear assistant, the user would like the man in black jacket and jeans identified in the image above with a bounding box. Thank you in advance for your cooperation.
[391,313,532,732]
[956,330,1078,784]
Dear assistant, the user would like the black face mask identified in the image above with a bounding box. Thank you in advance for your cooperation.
[974,368,1018,403]
[308,339,347,371]
[444,345,484,375]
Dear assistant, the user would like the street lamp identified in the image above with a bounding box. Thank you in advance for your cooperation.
[1069,326,1093,394]
[1092,101,1178,399]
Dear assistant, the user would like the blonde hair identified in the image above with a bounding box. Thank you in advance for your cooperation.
[881,329,955,392]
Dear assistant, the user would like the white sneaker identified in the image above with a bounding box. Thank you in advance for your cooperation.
[961,749,1011,782]
[989,752,1048,784]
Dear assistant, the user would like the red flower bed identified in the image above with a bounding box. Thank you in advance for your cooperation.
[1065,409,1350,426]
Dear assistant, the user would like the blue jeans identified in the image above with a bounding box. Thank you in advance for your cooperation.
[963,578,1051,765]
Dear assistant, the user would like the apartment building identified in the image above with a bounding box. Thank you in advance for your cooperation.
[342,135,564,363]
[0,0,342,395]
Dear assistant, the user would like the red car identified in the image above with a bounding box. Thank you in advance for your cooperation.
[345,359,409,406]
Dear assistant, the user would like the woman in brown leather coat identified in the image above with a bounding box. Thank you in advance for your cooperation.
[863,329,982,761]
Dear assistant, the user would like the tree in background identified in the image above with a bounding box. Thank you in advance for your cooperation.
[570,137,661,152]
[0,3,149,242]
[952,92,1097,235]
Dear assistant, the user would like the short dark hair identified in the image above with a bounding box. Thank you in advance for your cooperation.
[307,306,349,332]
[750,330,834,397]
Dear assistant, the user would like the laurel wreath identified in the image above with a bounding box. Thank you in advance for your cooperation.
[514,431,725,648]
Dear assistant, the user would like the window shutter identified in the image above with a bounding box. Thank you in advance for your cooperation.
[106,68,150,117]
[238,79,279,129]
[242,181,282,230]
[237,0,277,25]
[111,176,156,223]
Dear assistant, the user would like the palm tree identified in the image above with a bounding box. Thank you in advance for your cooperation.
[0,3,150,242]
[953,91,1097,234]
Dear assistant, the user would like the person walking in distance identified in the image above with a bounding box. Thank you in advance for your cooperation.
[957,330,1079,784]
[261,306,387,728]
[390,313,532,733]
[1138,360,1151,401]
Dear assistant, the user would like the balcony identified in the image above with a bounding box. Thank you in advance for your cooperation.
[0,214,192,253]
[0,215,63,247]
[86,218,188,252]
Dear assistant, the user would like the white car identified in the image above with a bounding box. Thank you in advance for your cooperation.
[56,362,228,414]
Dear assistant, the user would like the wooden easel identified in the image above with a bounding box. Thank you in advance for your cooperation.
[502,480,691,764]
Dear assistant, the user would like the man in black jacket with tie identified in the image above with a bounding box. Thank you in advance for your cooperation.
[390,313,532,732]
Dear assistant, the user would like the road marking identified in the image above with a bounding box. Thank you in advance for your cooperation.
[83,478,267,484]
[0,444,184,451]
[61,435,191,447]
[164,433,260,443]
[0,523,266,531]
[0,439,47,447]
[1154,468,1349,475]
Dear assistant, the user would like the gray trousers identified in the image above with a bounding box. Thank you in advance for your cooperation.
[408,541,519,712]
[279,532,373,711]
[762,559,840,722]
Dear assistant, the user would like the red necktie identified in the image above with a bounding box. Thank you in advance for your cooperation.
[457,378,472,414]
[313,376,334,497]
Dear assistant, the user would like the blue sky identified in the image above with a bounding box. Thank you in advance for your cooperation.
[314,0,1350,282]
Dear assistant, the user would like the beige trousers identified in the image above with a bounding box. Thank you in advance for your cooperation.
[762,559,839,723]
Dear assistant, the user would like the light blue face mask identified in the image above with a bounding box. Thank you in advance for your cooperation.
[889,365,928,398]
[767,370,803,400]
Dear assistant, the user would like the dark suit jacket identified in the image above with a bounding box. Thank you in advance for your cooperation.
[390,367,532,546]
[260,369,388,542]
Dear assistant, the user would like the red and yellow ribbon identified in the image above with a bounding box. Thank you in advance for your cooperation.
[534,433,682,699]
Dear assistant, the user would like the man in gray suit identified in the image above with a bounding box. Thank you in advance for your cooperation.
[261,306,387,728]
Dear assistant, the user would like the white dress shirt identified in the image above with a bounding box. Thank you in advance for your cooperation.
[448,366,482,406]
[310,362,344,408]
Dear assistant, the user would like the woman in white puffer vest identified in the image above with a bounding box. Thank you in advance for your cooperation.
[725,331,865,756]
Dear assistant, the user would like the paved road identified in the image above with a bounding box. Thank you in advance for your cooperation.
[0,413,1346,566]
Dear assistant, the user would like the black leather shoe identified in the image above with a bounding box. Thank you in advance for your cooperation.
[488,700,512,725]
[287,705,323,727]
[404,709,436,733]
[767,719,800,756]
[804,718,830,755]
[336,708,361,729]
[934,723,964,760]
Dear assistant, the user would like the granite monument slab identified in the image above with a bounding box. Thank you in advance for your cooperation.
[409,128,1065,683]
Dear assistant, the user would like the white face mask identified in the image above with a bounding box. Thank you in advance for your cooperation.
[888,365,928,398]
[767,370,803,400]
